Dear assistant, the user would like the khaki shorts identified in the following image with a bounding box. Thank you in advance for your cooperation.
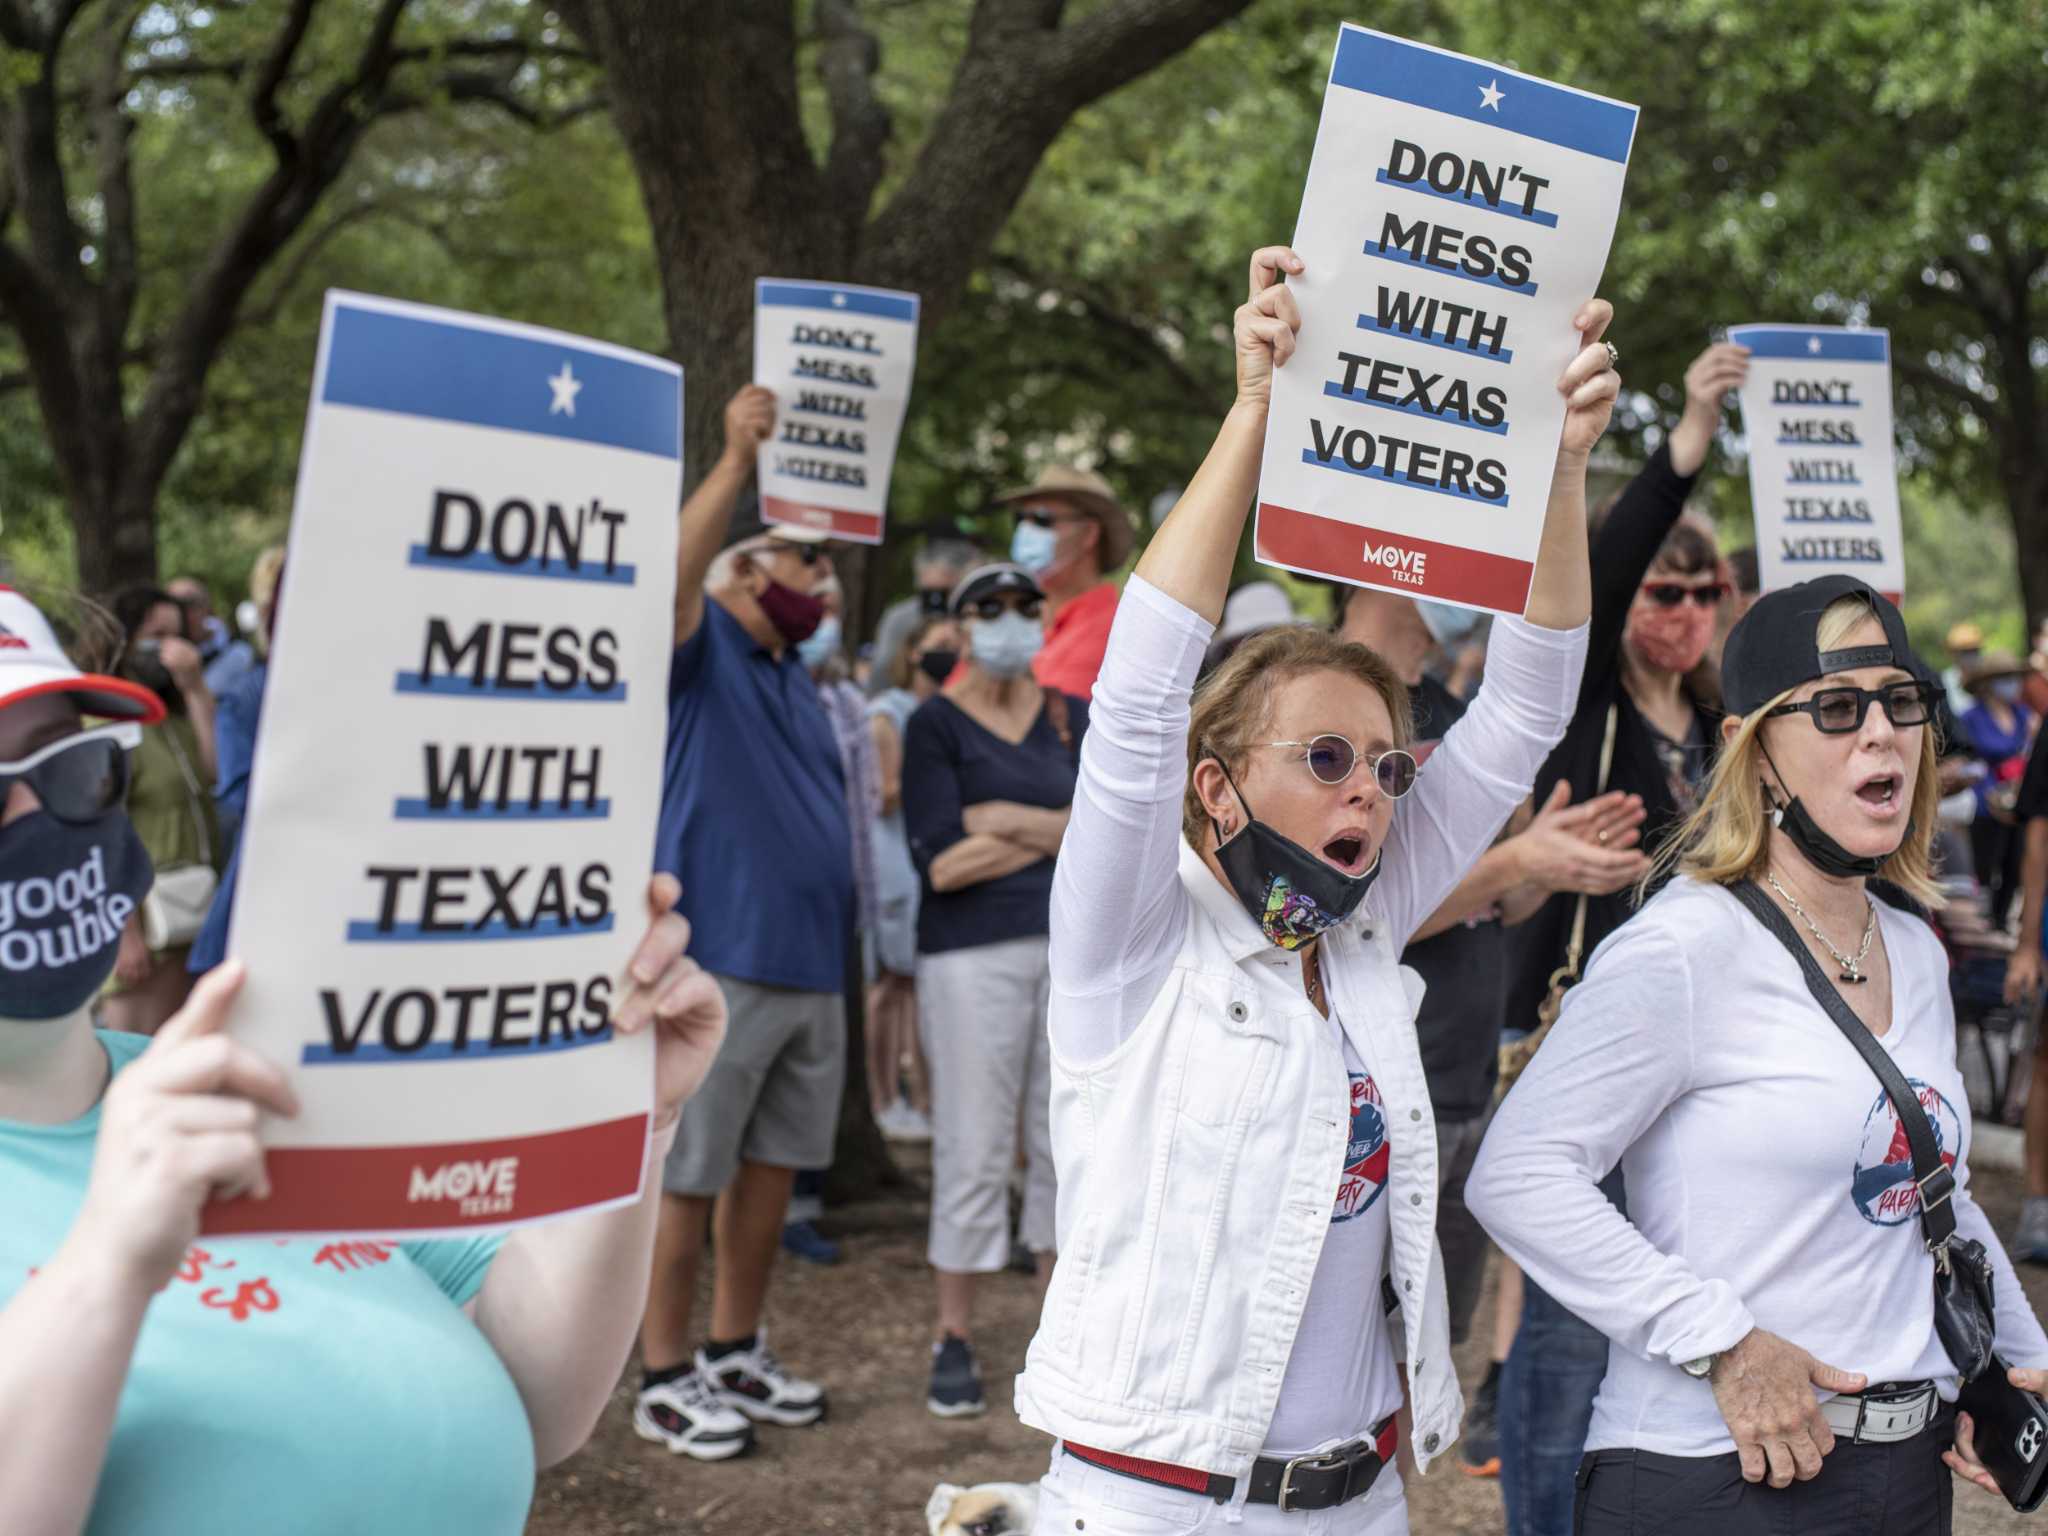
[662,974,845,1196]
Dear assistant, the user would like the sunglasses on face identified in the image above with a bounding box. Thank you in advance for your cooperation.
[1258,734,1419,797]
[970,595,1044,622]
[1640,581,1729,609]
[765,541,827,566]
[1014,506,1087,530]
[0,722,141,823]
[1765,679,1936,735]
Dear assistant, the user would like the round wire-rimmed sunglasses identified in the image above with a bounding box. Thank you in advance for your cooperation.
[1257,734,1418,797]
[0,720,142,823]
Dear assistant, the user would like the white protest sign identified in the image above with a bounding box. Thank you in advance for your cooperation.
[1729,324,1902,601]
[208,291,681,1238]
[1255,26,1638,614]
[753,278,919,545]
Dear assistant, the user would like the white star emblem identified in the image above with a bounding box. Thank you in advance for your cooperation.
[1478,79,1504,111]
[1807,336,1823,354]
[831,293,848,308]
[547,362,582,417]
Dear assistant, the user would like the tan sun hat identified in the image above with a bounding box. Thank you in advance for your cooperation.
[996,466,1134,570]
[1962,650,2027,692]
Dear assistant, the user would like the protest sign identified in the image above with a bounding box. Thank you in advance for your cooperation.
[1729,324,1902,600]
[207,291,681,1238]
[753,278,920,544]
[1255,26,1638,614]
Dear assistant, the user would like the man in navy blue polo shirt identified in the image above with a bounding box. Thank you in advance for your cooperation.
[634,384,853,1463]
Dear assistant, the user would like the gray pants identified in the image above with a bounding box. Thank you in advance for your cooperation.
[662,973,845,1196]
[1436,1106,1495,1346]
[916,935,1057,1273]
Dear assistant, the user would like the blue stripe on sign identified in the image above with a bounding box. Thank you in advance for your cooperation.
[1775,436,1864,448]
[775,433,862,457]
[345,914,618,943]
[392,798,612,820]
[1301,448,1508,507]
[1363,241,1537,296]
[302,1026,613,1066]
[1728,327,1889,362]
[1331,28,1637,166]
[322,304,680,460]
[393,674,626,702]
[1781,551,1885,563]
[1374,168,1561,227]
[758,281,918,324]
[1786,477,1861,487]
[407,546,637,585]
[1356,314,1513,364]
[789,362,877,390]
[1323,381,1508,436]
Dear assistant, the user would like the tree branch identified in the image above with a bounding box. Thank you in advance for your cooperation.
[1034,0,1250,112]
[817,0,890,200]
[1895,355,1998,417]
[91,0,149,344]
[248,0,320,162]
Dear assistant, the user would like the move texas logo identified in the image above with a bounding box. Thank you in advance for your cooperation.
[1851,1080,1961,1227]
[1334,1072,1390,1222]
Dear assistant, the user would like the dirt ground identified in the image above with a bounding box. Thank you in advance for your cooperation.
[525,1148,2048,1536]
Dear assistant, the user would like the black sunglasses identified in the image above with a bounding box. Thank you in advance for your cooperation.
[1014,506,1088,529]
[0,723,139,823]
[1765,679,1936,735]
[1641,581,1729,609]
[970,594,1044,622]
[1259,734,1419,797]
[765,541,827,566]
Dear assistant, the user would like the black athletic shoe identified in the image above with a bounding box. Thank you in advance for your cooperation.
[927,1334,988,1419]
[1461,1369,1501,1477]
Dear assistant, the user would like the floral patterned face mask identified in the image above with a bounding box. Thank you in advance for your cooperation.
[1209,756,1381,951]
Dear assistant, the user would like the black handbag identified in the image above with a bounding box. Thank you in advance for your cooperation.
[1729,881,1995,1378]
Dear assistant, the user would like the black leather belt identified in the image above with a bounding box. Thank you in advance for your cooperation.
[1064,1417,1399,1513]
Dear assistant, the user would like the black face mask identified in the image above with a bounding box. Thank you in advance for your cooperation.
[916,648,959,685]
[1210,757,1380,951]
[0,810,153,1020]
[1761,740,1896,880]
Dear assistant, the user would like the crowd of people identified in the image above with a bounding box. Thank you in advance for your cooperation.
[5,241,2048,1536]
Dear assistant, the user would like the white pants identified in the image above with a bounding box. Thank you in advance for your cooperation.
[916,935,1057,1272]
[1033,1446,1408,1535]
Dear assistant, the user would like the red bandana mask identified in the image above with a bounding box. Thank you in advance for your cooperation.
[1627,599,1715,675]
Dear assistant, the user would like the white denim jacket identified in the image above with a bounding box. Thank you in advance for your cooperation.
[1014,576,1587,1482]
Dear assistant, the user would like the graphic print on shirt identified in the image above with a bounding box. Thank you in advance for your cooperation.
[1851,1079,1962,1226]
[1333,1071,1389,1222]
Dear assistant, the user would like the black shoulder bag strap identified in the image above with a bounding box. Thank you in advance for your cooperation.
[1728,879,1954,1249]
[1729,878,1997,1383]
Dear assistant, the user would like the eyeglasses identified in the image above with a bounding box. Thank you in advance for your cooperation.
[1258,734,1419,797]
[766,541,827,566]
[1014,506,1088,530]
[970,594,1044,622]
[0,722,141,823]
[1640,581,1729,609]
[1764,679,1937,735]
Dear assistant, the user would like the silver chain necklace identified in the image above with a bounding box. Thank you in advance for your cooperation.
[1766,871,1877,984]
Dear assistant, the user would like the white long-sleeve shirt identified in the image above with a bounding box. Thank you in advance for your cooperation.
[1468,875,2048,1458]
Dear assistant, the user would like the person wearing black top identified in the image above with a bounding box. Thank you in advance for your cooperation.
[902,562,1086,1421]
[2003,728,2048,1262]
[1494,340,1750,1536]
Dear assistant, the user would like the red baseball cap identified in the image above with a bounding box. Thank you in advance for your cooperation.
[0,587,165,725]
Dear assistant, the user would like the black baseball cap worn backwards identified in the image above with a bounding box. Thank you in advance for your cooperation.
[1720,574,1912,718]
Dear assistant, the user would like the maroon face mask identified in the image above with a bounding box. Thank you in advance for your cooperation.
[756,578,826,646]
[1627,599,1715,675]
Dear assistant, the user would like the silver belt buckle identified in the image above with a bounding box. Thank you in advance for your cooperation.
[1277,1442,1360,1513]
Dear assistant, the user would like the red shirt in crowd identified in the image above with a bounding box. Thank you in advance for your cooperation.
[1032,581,1120,698]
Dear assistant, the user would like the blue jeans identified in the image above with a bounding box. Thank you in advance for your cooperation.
[1500,1169,1622,1536]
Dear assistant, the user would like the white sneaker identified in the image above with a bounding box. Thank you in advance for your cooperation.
[701,1331,828,1426]
[876,1099,934,1144]
[633,1368,755,1461]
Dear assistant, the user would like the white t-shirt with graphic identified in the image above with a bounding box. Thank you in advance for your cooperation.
[1469,875,2048,1459]
[1264,1018,1405,1455]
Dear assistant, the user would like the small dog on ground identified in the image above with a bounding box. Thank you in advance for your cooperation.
[926,1480,1039,1536]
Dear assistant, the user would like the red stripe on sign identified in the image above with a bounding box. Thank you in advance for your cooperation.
[200,1113,649,1236]
[1257,502,1533,613]
[762,497,882,543]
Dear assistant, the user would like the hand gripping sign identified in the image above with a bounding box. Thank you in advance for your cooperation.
[1256,26,1638,616]
[753,279,920,545]
[1729,324,1903,602]
[209,292,681,1238]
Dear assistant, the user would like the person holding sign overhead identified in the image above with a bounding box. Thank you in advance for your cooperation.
[640,383,848,1462]
[1012,245,1617,1534]
[0,588,729,1536]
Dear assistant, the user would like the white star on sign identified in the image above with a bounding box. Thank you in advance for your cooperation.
[547,362,582,417]
[1807,336,1823,354]
[831,293,848,308]
[1478,79,1505,111]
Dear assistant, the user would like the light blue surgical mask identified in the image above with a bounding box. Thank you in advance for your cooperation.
[1991,677,2024,705]
[797,615,842,671]
[1010,520,1059,575]
[969,611,1043,679]
[1417,600,1482,647]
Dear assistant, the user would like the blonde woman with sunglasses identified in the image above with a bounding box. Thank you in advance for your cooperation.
[1012,246,1618,1534]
